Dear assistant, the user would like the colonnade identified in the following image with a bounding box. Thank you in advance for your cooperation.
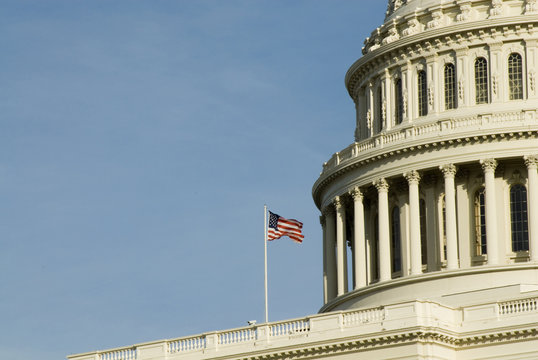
[321,156,538,303]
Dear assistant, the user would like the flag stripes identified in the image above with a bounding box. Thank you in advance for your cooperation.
[267,211,304,243]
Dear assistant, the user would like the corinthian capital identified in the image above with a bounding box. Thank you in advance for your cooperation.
[350,187,363,201]
[524,155,538,169]
[373,178,389,192]
[404,170,421,185]
[439,164,457,178]
[480,158,498,173]
[333,196,343,211]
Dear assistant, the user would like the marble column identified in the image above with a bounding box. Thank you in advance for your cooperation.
[440,164,459,270]
[404,170,422,275]
[480,159,499,265]
[525,155,538,261]
[374,178,391,281]
[351,187,367,288]
[335,196,346,295]
[324,206,337,300]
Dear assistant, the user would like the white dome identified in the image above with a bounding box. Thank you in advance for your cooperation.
[315,0,538,312]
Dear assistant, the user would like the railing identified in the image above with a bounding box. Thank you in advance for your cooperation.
[498,298,538,316]
[69,296,538,360]
[100,348,137,360]
[342,307,385,326]
[218,328,256,345]
[320,110,538,175]
[270,319,310,337]
[168,335,205,354]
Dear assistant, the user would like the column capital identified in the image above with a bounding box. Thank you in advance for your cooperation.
[319,214,325,226]
[334,196,344,211]
[480,158,498,172]
[440,164,457,177]
[349,187,363,201]
[404,170,421,185]
[524,155,538,169]
[373,178,389,192]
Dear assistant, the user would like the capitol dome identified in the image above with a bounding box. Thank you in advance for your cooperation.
[314,0,538,312]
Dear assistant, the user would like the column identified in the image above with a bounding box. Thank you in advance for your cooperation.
[324,206,337,300]
[440,164,459,270]
[456,170,472,268]
[489,42,503,102]
[383,70,392,131]
[366,82,374,137]
[334,196,346,295]
[374,178,391,281]
[426,54,440,114]
[480,159,499,265]
[525,155,538,261]
[403,61,413,121]
[404,171,422,275]
[455,48,469,108]
[524,40,538,100]
[351,187,367,288]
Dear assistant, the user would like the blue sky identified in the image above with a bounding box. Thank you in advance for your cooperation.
[0,1,386,359]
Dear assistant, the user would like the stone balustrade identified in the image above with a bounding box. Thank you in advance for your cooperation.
[68,295,538,360]
[321,109,537,176]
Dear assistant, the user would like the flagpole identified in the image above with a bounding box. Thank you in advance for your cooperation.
[264,204,269,324]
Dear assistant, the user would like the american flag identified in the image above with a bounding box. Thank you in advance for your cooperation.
[267,211,304,243]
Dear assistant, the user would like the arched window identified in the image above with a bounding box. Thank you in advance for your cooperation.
[475,57,489,104]
[418,70,428,116]
[444,63,456,109]
[510,184,529,251]
[394,78,403,124]
[508,53,523,100]
[391,206,401,273]
[419,199,427,265]
[377,86,383,133]
[474,187,487,255]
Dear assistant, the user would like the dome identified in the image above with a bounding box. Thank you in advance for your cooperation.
[314,0,538,313]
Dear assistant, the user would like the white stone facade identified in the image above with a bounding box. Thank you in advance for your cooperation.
[69,1,538,359]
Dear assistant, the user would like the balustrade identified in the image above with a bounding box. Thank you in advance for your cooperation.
[319,110,538,176]
[100,348,136,360]
[168,336,205,353]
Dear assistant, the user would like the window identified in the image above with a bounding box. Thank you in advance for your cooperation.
[510,184,529,251]
[418,70,428,116]
[508,53,523,100]
[475,57,489,104]
[391,206,401,273]
[444,63,456,109]
[395,78,403,124]
[474,187,487,255]
[419,199,427,265]
[377,86,383,133]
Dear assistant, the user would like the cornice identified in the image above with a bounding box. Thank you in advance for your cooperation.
[232,326,538,360]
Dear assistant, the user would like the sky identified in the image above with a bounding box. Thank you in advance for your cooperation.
[0,1,386,359]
